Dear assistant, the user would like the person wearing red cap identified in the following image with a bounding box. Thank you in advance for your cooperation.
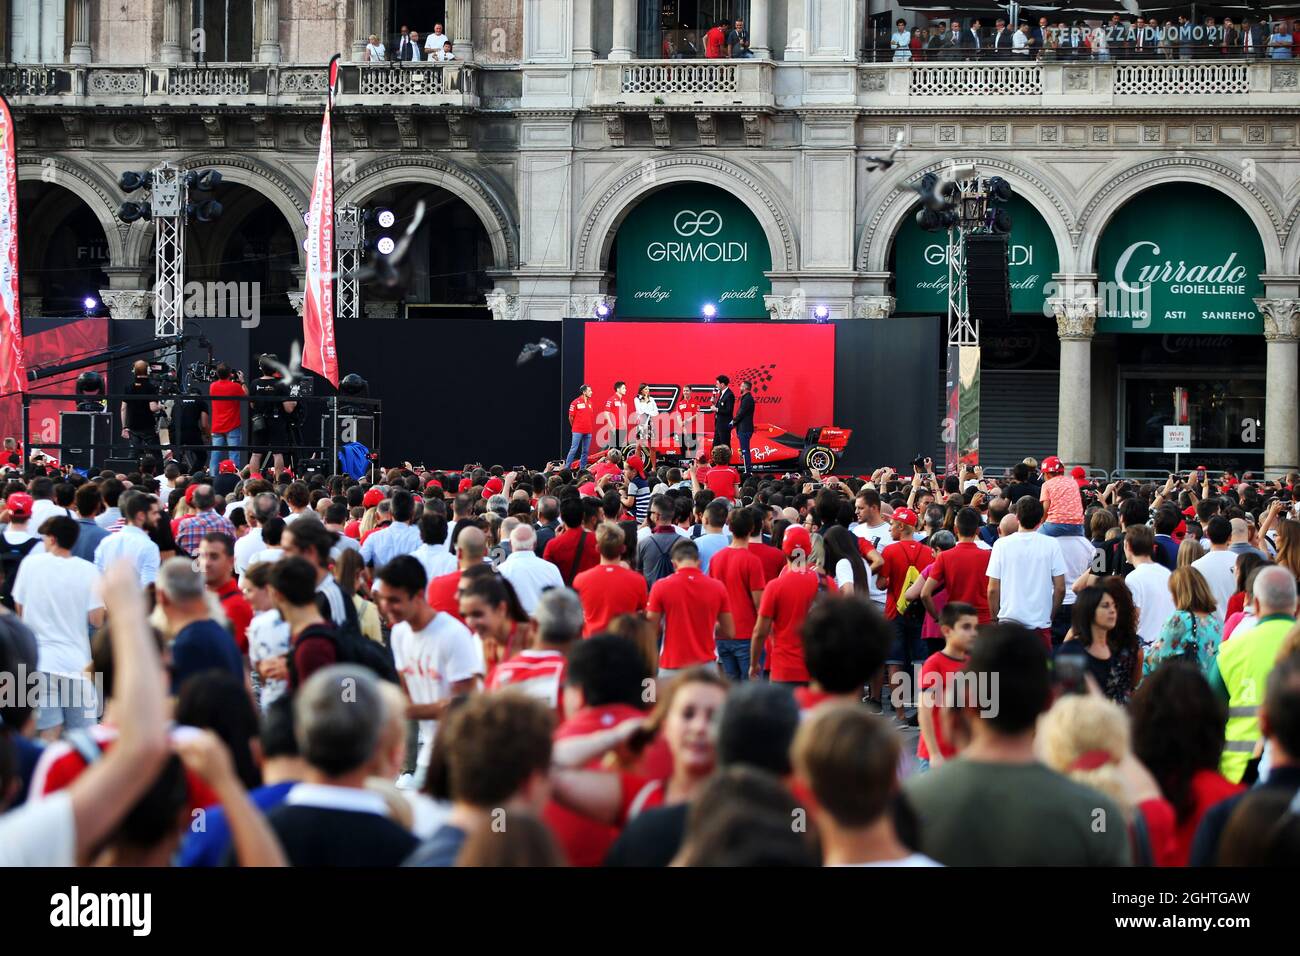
[1070,465,1089,488]
[363,487,386,511]
[481,476,505,500]
[1,493,45,611]
[646,537,732,678]
[749,525,824,684]
[1038,455,1085,539]
[565,385,596,470]
[876,506,933,725]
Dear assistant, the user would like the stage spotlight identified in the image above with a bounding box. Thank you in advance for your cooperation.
[118,200,151,223]
[376,236,396,256]
[813,304,830,322]
[82,297,97,316]
[188,199,223,222]
[701,303,717,320]
[118,171,151,193]
[376,209,396,229]
[990,208,1013,234]
[987,176,1012,203]
[194,169,222,192]
[594,302,611,320]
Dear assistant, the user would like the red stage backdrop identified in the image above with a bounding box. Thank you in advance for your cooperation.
[583,322,835,433]
[0,319,109,460]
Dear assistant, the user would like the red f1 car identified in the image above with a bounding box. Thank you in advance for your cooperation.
[697,424,852,473]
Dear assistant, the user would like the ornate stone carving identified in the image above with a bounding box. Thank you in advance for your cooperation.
[152,115,178,149]
[446,114,469,149]
[1142,124,1160,142]
[566,294,616,318]
[1050,298,1098,340]
[394,114,419,150]
[286,292,304,317]
[111,122,140,146]
[859,70,886,92]
[201,114,226,149]
[99,290,151,322]
[649,112,670,149]
[852,296,895,320]
[1274,68,1298,90]
[989,125,1007,143]
[1257,298,1300,342]
[1065,69,1090,91]
[343,114,368,150]
[764,294,805,322]
[741,113,764,147]
[250,114,277,149]
[485,289,520,321]
[60,116,86,149]
[695,113,716,148]
[603,114,625,148]
[1039,125,1057,143]
[938,125,956,143]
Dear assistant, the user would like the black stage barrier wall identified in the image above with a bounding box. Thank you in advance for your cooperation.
[250,317,565,469]
[564,317,941,476]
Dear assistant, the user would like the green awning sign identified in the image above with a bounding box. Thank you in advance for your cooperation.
[1096,183,1265,335]
[893,193,1059,315]
[614,183,772,318]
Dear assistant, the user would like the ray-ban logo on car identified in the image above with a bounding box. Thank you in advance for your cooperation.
[673,209,723,237]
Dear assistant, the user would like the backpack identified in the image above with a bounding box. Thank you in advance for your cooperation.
[298,593,400,685]
[892,540,929,622]
[644,534,676,586]
[0,536,39,610]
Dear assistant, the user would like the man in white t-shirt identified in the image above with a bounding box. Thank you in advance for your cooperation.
[853,489,892,610]
[1191,515,1238,625]
[235,492,279,573]
[986,497,1065,647]
[1123,525,1174,648]
[425,23,449,57]
[1054,532,1097,643]
[376,555,478,780]
[498,524,563,615]
[12,515,104,739]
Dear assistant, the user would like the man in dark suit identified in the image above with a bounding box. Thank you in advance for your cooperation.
[1242,18,1266,57]
[964,19,984,59]
[397,29,422,61]
[927,22,948,58]
[991,19,1015,59]
[712,374,735,454]
[733,380,756,476]
[393,25,415,61]
[1031,16,1049,56]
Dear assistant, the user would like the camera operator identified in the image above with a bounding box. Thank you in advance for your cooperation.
[248,355,296,476]
[208,363,247,472]
[174,383,210,474]
[120,360,161,454]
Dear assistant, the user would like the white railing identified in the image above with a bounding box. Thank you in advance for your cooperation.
[1113,61,1249,95]
[357,64,467,96]
[909,64,1042,96]
[167,67,251,96]
[620,61,738,94]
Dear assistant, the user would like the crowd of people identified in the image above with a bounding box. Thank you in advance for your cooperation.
[1,432,1299,868]
[876,14,1294,62]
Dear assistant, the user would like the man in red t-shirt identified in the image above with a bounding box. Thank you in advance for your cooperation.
[747,506,786,582]
[876,507,933,724]
[564,385,596,470]
[543,498,600,585]
[574,522,648,636]
[751,526,824,684]
[600,380,629,450]
[922,506,992,624]
[700,445,741,501]
[198,532,252,654]
[208,363,247,473]
[647,537,732,677]
[704,20,728,58]
[709,507,766,680]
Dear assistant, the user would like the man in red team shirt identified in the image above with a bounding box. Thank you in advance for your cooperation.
[486,588,581,719]
[921,506,992,625]
[646,537,732,678]
[574,522,648,636]
[750,525,824,684]
[600,380,629,451]
[426,525,488,619]
[564,385,595,470]
[198,531,252,655]
[207,363,247,472]
[748,505,787,582]
[709,507,766,680]
[543,498,600,585]
[704,19,729,58]
[876,507,933,726]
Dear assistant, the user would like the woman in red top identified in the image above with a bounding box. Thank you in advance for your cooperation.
[458,572,532,675]
[550,668,729,829]
[1131,662,1244,865]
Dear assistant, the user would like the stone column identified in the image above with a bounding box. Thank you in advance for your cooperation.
[485,289,521,321]
[99,291,152,322]
[69,0,93,63]
[609,0,635,61]
[161,0,183,63]
[258,0,283,63]
[350,0,370,62]
[750,0,770,58]
[1052,296,1098,467]
[1259,297,1300,476]
[450,0,474,61]
[572,0,595,61]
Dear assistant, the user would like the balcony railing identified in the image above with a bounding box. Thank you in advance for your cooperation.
[591,58,775,108]
[858,57,1295,105]
[0,62,478,107]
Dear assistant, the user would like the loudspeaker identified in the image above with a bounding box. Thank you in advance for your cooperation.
[322,414,376,450]
[59,412,113,470]
[965,234,1012,327]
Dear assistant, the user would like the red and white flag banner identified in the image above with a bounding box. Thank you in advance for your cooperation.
[0,95,25,395]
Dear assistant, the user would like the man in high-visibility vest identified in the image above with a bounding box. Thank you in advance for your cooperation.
[1209,565,1297,783]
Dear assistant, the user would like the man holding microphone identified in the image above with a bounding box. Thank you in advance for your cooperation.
[565,385,595,469]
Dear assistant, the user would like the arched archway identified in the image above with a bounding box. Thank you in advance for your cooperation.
[16,180,112,319]
[576,154,797,278]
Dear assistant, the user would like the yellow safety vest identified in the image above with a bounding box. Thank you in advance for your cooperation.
[1217,615,1293,783]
